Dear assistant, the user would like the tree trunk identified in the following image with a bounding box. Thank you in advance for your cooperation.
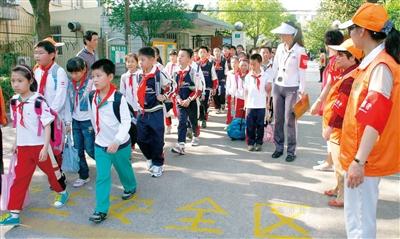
[29,0,51,40]
[124,0,131,50]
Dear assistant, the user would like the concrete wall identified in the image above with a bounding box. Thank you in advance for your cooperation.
[18,0,99,14]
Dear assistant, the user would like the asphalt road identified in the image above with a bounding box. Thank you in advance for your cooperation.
[1,68,399,239]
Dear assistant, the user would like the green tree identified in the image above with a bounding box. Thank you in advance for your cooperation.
[386,0,400,29]
[107,0,193,46]
[217,0,286,47]
[29,0,51,40]
[304,15,332,55]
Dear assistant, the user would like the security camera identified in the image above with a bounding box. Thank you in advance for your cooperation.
[68,22,81,32]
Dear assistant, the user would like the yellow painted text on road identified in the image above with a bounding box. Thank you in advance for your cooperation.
[165,197,228,235]
[254,202,311,239]
[108,195,153,224]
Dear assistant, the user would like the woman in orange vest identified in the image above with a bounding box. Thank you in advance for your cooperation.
[339,3,400,238]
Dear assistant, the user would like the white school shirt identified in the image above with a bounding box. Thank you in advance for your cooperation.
[226,70,237,96]
[165,62,179,79]
[90,91,131,147]
[235,74,246,100]
[155,62,165,71]
[120,70,140,111]
[244,70,269,109]
[270,43,307,93]
[191,61,206,93]
[34,63,69,122]
[11,93,55,146]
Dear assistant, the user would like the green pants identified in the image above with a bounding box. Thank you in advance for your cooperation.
[94,143,137,213]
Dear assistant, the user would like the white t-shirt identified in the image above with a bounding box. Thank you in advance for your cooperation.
[226,70,237,96]
[34,63,69,122]
[120,70,140,111]
[244,71,269,109]
[11,93,55,146]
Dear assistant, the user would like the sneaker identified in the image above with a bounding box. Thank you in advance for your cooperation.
[271,151,283,158]
[248,145,255,151]
[191,137,200,146]
[147,159,154,172]
[73,178,90,188]
[285,155,296,162]
[171,143,185,155]
[0,213,20,226]
[54,191,69,208]
[221,105,225,111]
[255,144,262,151]
[313,162,334,171]
[201,120,207,128]
[122,189,136,200]
[317,160,326,165]
[151,166,163,178]
[166,126,172,134]
[89,212,107,223]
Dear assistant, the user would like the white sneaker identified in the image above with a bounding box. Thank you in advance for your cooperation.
[191,137,200,146]
[313,162,334,172]
[73,178,90,188]
[166,126,172,134]
[146,160,154,172]
[151,166,163,178]
[171,143,185,155]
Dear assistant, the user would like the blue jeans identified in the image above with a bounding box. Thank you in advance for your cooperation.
[72,119,95,180]
[246,108,266,146]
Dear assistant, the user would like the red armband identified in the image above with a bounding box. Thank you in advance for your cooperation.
[299,54,308,69]
[332,93,349,117]
[355,91,392,134]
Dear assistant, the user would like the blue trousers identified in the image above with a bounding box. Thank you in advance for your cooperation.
[199,90,211,121]
[178,101,198,143]
[137,110,165,166]
[246,108,266,146]
[72,119,95,180]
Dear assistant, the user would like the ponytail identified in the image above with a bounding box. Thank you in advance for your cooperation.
[385,27,400,64]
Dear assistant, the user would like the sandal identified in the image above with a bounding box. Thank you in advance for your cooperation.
[328,199,344,207]
[324,189,337,197]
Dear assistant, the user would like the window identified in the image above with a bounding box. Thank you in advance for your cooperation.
[75,0,82,8]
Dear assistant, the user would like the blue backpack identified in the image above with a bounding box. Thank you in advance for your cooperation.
[227,118,246,140]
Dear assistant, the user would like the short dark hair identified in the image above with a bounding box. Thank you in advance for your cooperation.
[91,59,115,75]
[324,30,344,46]
[125,53,138,62]
[260,46,272,53]
[193,47,200,53]
[339,51,360,64]
[237,44,244,49]
[179,48,193,58]
[169,49,178,55]
[199,46,209,52]
[12,64,37,92]
[138,47,155,58]
[250,53,262,63]
[35,40,56,54]
[222,44,231,50]
[238,51,249,59]
[230,45,236,50]
[83,30,98,45]
[66,57,87,73]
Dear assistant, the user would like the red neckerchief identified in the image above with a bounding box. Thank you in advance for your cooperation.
[137,72,155,109]
[214,57,222,69]
[16,96,29,127]
[93,85,116,134]
[252,73,261,90]
[38,61,54,95]
[178,69,188,88]
[72,70,88,107]
[239,70,249,79]
[193,56,200,63]
[200,58,209,66]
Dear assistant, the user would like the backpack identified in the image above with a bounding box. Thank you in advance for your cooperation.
[227,117,246,140]
[33,63,61,91]
[89,90,137,146]
[10,96,65,155]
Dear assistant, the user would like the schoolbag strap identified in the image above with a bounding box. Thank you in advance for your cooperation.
[10,99,17,128]
[113,91,122,123]
[88,90,95,109]
[51,64,60,91]
[34,97,45,136]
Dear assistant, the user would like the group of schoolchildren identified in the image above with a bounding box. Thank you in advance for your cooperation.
[0,29,278,226]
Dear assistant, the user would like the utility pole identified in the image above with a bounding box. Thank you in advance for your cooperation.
[124,0,131,51]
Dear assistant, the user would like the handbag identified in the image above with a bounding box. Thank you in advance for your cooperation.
[1,153,29,210]
[61,133,80,173]
[293,93,310,120]
[263,124,274,143]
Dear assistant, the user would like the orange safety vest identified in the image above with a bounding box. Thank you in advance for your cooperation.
[0,87,7,126]
[340,51,400,177]
[322,67,357,145]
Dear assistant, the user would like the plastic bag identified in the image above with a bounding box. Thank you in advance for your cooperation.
[263,124,274,143]
[61,134,80,173]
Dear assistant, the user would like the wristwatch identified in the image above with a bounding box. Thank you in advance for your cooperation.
[354,158,366,166]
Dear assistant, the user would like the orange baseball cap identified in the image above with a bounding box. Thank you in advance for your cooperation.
[42,37,65,47]
[328,39,364,60]
[339,3,389,32]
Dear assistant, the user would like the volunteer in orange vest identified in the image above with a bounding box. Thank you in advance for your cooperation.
[339,3,400,238]
[322,39,363,208]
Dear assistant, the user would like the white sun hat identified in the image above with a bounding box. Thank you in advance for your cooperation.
[271,22,298,35]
